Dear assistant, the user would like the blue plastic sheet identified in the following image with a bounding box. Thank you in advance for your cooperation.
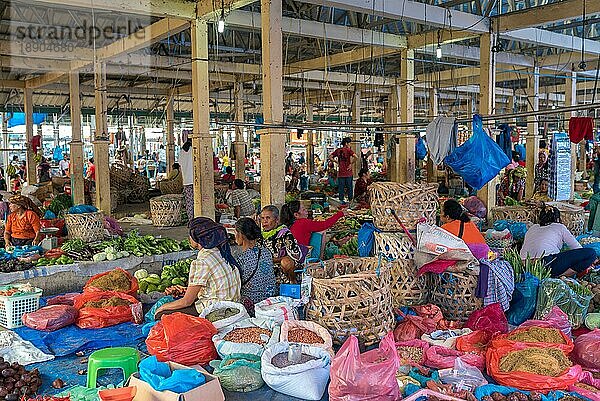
[139,356,205,393]
[475,384,553,401]
[416,137,427,160]
[144,296,174,322]
[7,112,46,128]
[358,222,380,257]
[14,322,145,357]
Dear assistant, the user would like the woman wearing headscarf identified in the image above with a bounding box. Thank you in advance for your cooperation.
[534,150,549,193]
[154,217,241,319]
[3,195,43,247]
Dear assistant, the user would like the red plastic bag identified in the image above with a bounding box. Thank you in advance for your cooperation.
[571,329,600,372]
[455,330,493,356]
[413,304,444,323]
[47,293,80,306]
[146,312,218,366]
[486,343,582,391]
[73,291,139,329]
[424,345,485,371]
[329,332,399,401]
[394,313,437,342]
[519,306,572,337]
[22,305,78,331]
[465,303,508,334]
[490,326,574,354]
[83,268,139,297]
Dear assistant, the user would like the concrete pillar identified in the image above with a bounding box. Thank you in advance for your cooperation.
[399,49,416,183]
[165,90,176,175]
[233,80,246,180]
[69,71,85,205]
[525,66,540,199]
[259,0,286,208]
[93,61,111,213]
[351,88,361,176]
[306,104,315,175]
[191,19,216,219]
[24,88,37,184]
[1,113,9,190]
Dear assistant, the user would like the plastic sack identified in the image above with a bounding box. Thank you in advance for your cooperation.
[490,326,574,354]
[73,291,139,329]
[438,358,488,392]
[408,366,440,387]
[139,355,205,393]
[208,354,263,392]
[424,345,485,371]
[280,320,334,357]
[144,296,174,323]
[329,332,399,401]
[486,343,582,391]
[416,136,427,160]
[261,342,331,401]
[421,328,473,349]
[568,371,600,401]
[474,384,553,401]
[465,303,508,334]
[83,268,139,297]
[445,114,511,190]
[506,273,540,326]
[455,330,493,356]
[571,329,600,372]
[199,301,249,330]
[394,312,437,342]
[395,339,430,365]
[415,223,476,269]
[463,196,487,219]
[413,304,444,323]
[254,296,298,324]
[213,318,281,358]
[47,293,80,306]
[146,312,218,366]
[519,306,572,337]
[357,222,380,257]
[535,278,592,329]
[22,305,78,332]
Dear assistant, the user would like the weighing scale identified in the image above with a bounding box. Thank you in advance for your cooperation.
[39,227,60,251]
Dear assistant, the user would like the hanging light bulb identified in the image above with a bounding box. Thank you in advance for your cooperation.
[436,45,442,59]
[217,16,225,33]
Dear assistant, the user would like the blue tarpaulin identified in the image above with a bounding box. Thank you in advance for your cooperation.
[7,112,46,128]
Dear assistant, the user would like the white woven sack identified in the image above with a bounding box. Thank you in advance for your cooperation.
[254,296,299,324]
[199,301,249,331]
[261,342,331,401]
[280,320,334,357]
[212,318,281,358]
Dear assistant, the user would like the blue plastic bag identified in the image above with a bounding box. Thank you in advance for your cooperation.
[139,356,205,393]
[358,222,381,257]
[416,137,427,160]
[44,210,57,220]
[506,273,540,326]
[445,114,511,191]
[144,296,175,322]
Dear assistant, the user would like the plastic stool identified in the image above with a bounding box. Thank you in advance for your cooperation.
[86,347,139,388]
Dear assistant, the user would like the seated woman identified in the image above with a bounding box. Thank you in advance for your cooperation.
[531,178,552,203]
[520,205,596,277]
[354,170,372,203]
[440,199,486,244]
[3,195,42,247]
[154,217,240,319]
[234,217,276,314]
[281,201,344,247]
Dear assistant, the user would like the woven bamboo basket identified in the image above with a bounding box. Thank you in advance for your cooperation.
[555,204,585,236]
[150,195,187,228]
[109,163,134,189]
[306,257,394,346]
[215,184,230,204]
[65,212,104,242]
[369,182,439,231]
[429,271,483,321]
[127,175,150,203]
[374,232,415,260]
[491,205,539,224]
[390,259,429,307]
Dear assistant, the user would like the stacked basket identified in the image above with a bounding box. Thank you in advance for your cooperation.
[65,212,105,242]
[150,194,188,227]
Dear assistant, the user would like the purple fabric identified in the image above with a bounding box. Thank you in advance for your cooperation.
[468,243,490,260]
[476,261,489,298]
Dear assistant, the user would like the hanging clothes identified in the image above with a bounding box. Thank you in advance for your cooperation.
[569,117,594,143]
[425,116,457,165]
[496,124,512,160]
[31,135,41,154]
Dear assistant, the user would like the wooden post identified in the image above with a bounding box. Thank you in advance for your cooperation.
[525,65,540,199]
[233,80,246,180]
[565,70,576,196]
[92,61,111,213]
[165,90,176,175]
[306,104,315,175]
[399,49,415,183]
[191,19,216,219]
[476,33,497,211]
[1,113,9,190]
[69,71,85,205]
[260,0,286,208]
[23,88,37,184]
[427,87,438,182]
[351,88,361,176]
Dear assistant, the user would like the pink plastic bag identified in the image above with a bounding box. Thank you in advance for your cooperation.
[46,293,80,306]
[465,303,508,334]
[572,329,600,372]
[329,332,399,401]
[568,371,600,401]
[424,345,485,371]
[22,305,78,331]
[519,306,572,337]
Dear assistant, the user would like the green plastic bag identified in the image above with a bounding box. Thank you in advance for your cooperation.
[209,353,263,392]
[535,278,592,329]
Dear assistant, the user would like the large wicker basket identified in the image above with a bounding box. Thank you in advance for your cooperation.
[306,257,394,346]
[109,163,134,189]
[390,259,429,307]
[215,184,230,204]
[150,194,187,228]
[374,232,415,260]
[65,212,104,242]
[491,203,585,236]
[369,182,439,231]
[554,203,585,236]
[491,205,538,224]
[429,271,483,321]
[127,174,150,203]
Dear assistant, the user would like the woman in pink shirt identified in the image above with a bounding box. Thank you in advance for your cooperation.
[281,201,345,246]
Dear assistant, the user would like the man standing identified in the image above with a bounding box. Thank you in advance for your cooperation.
[158,145,167,174]
[59,154,70,177]
[330,137,358,204]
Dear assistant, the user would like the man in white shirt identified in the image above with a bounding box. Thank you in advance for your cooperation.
[158,145,167,173]
[59,155,70,177]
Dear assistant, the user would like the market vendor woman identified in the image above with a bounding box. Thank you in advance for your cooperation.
[3,195,42,247]
[154,217,241,318]
[440,199,486,244]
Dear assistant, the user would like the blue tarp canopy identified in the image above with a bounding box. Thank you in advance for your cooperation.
[7,112,46,128]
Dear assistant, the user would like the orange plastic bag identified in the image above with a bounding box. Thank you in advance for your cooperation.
[490,326,574,354]
[84,268,139,297]
[455,330,493,356]
[394,310,437,342]
[486,343,582,391]
[73,291,139,329]
[146,313,218,366]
